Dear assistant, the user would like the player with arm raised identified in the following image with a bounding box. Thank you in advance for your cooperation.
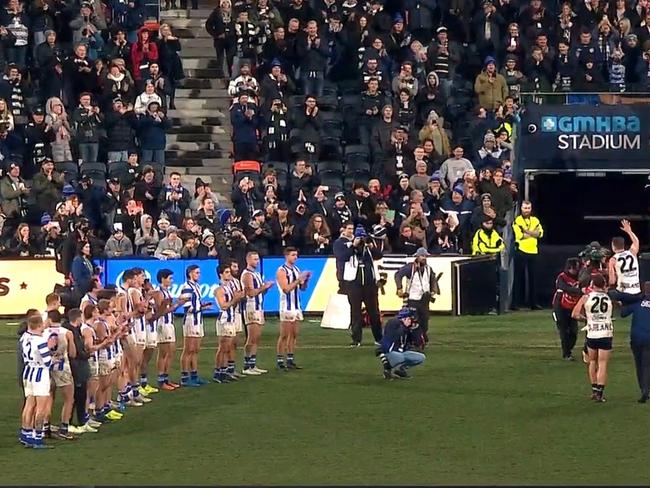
[276,247,311,371]
[572,273,614,403]
[609,219,641,301]
[241,252,274,375]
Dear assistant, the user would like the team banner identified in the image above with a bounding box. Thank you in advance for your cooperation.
[0,259,65,315]
[103,255,466,314]
[518,104,650,170]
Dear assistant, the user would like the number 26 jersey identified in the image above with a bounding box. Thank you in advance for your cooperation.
[585,291,613,339]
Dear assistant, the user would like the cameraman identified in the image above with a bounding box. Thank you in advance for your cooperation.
[334,223,383,347]
[395,247,440,343]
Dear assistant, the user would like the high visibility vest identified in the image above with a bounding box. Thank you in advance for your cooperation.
[513,215,543,254]
[472,228,505,255]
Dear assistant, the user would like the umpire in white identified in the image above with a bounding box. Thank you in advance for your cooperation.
[395,247,440,343]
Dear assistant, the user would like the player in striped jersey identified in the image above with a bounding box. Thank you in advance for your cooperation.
[81,305,101,421]
[241,251,274,375]
[123,269,154,402]
[179,265,211,386]
[94,300,122,421]
[228,260,245,378]
[154,269,189,390]
[43,310,78,440]
[140,278,160,395]
[213,264,246,383]
[79,278,102,314]
[276,247,311,370]
[20,313,56,448]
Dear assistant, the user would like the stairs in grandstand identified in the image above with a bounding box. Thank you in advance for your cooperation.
[161,5,233,203]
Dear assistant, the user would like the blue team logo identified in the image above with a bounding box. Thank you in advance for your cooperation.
[541,116,557,132]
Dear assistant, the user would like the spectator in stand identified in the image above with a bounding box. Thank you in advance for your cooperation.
[102,61,135,109]
[227,61,259,101]
[245,209,272,256]
[44,98,73,168]
[483,167,513,231]
[230,90,260,161]
[0,162,28,239]
[303,213,332,254]
[269,202,297,254]
[158,171,190,227]
[156,23,183,109]
[206,0,235,79]
[197,229,219,257]
[131,26,158,82]
[232,175,262,221]
[155,225,182,259]
[36,214,63,257]
[31,158,64,217]
[8,223,38,256]
[409,160,431,192]
[134,213,159,255]
[72,92,102,165]
[297,20,329,97]
[293,95,322,155]
[474,56,508,110]
[104,225,134,257]
[134,79,163,114]
[138,100,170,165]
[439,145,474,189]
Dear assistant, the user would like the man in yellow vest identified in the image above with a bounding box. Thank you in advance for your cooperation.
[512,200,544,310]
[472,218,505,256]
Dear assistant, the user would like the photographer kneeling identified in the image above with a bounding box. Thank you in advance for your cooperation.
[377,308,425,379]
[395,247,439,344]
[334,223,383,347]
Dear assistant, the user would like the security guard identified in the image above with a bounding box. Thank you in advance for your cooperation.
[471,217,505,256]
[512,200,544,310]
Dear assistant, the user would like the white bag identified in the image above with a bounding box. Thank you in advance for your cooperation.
[343,255,357,281]
[320,294,351,330]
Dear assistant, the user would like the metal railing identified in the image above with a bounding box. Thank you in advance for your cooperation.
[519,91,650,106]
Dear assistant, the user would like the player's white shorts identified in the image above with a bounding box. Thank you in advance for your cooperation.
[134,325,147,347]
[280,309,303,322]
[146,325,158,348]
[245,304,265,325]
[98,359,112,376]
[157,321,176,343]
[51,365,73,387]
[216,319,236,338]
[183,315,204,338]
[89,357,99,377]
[234,314,243,334]
[23,370,51,397]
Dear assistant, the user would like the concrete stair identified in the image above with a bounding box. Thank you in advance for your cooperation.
[161,4,233,203]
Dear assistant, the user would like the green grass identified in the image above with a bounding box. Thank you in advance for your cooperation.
[2,312,650,485]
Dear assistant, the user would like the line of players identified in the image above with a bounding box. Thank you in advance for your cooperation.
[555,219,642,403]
[19,247,311,448]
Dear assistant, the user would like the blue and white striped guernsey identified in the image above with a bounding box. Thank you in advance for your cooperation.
[241,268,264,310]
[160,288,174,325]
[181,280,202,325]
[22,332,52,383]
[80,323,99,363]
[228,278,244,317]
[278,264,301,312]
[97,318,113,361]
[220,285,236,323]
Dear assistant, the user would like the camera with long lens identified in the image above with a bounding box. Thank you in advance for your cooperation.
[422,291,436,304]
[377,271,388,295]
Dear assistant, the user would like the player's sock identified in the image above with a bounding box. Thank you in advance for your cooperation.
[34,429,44,446]
[213,367,220,380]
[191,370,198,383]
[276,354,285,367]
[163,373,170,384]
[157,373,165,386]
[60,423,69,434]
[227,361,235,375]
[140,374,148,387]
[378,352,391,371]
[181,371,190,385]
[591,383,598,394]
[132,384,141,400]
[287,353,294,365]
[20,428,31,444]
[244,356,251,370]
[220,367,228,380]
[82,411,90,424]
[251,355,257,369]
[43,421,50,436]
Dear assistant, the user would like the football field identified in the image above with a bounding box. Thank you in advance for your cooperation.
[2,311,650,485]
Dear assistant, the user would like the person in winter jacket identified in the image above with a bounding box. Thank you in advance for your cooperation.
[552,257,582,360]
[500,54,526,101]
[104,98,138,163]
[230,90,260,161]
[133,213,159,255]
[105,28,132,69]
[64,44,95,106]
[574,54,606,91]
[263,98,290,161]
[205,0,235,78]
[104,226,134,257]
[156,23,183,109]
[101,60,134,109]
[45,97,73,164]
[296,20,330,97]
[137,100,170,164]
[3,0,30,69]
[72,92,102,164]
[31,158,64,217]
[69,2,106,44]
[134,79,163,114]
[158,172,190,227]
[474,56,509,110]
[131,26,158,82]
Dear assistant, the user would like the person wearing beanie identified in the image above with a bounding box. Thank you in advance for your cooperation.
[377,307,426,379]
[333,220,384,347]
[475,131,502,170]
[440,181,475,252]
[474,55,508,110]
